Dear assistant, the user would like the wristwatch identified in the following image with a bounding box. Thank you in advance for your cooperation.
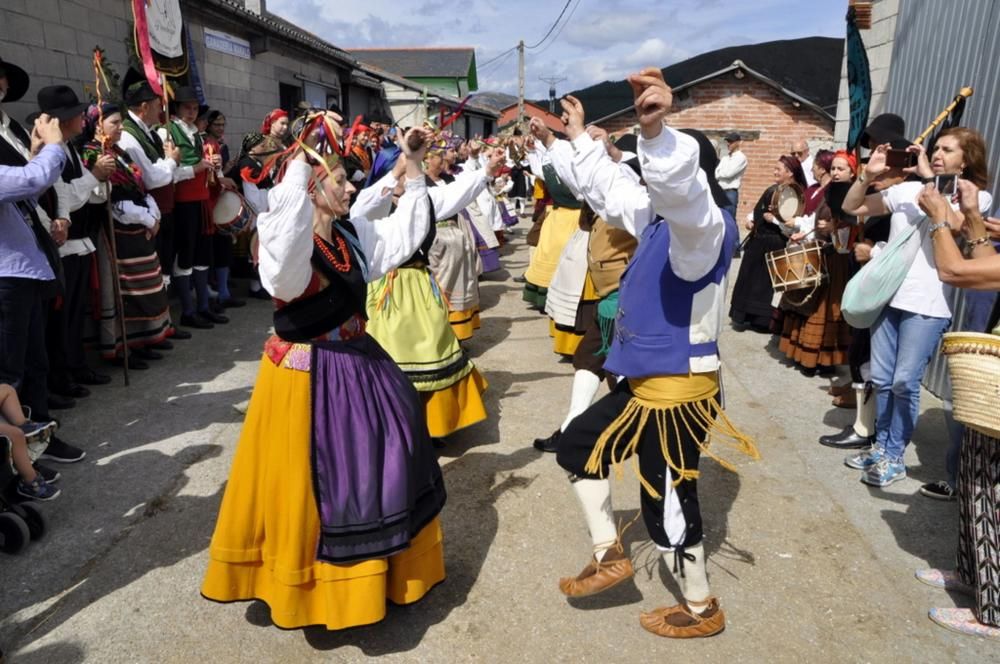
[929,221,950,236]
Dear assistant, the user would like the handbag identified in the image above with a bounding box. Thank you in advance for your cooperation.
[841,215,929,329]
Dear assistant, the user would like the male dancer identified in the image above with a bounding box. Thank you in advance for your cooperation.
[551,70,757,638]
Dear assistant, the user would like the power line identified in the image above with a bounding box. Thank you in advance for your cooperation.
[526,0,575,50]
[479,45,519,68]
[533,0,581,56]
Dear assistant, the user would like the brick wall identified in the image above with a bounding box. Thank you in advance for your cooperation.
[595,75,835,219]
[0,0,350,142]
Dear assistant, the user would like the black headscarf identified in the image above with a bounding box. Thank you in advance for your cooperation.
[678,128,730,210]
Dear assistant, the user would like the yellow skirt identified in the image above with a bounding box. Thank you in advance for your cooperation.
[424,368,489,438]
[550,318,584,357]
[449,308,480,341]
[201,356,446,630]
[524,206,581,288]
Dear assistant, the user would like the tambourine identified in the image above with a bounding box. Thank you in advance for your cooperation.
[770,184,805,223]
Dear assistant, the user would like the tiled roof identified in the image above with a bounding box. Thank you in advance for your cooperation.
[350,48,475,79]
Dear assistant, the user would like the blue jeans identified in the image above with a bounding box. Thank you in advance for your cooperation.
[723,189,739,218]
[871,307,951,463]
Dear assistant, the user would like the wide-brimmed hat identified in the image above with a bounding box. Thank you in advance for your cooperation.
[170,86,200,105]
[0,55,30,103]
[724,132,742,142]
[122,67,158,107]
[861,113,907,149]
[37,85,89,122]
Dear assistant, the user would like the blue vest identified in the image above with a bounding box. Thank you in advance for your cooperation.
[604,211,738,378]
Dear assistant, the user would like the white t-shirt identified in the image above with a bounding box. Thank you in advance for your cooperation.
[881,181,993,318]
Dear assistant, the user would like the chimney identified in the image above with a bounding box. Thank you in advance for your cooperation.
[245,0,266,15]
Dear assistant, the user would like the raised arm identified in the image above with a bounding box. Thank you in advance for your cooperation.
[256,159,315,301]
[0,117,65,203]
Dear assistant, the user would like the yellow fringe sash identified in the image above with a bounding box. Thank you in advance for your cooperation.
[584,373,760,499]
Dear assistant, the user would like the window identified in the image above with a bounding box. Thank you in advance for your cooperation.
[279,82,302,116]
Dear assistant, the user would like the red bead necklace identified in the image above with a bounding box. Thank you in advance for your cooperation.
[313,232,352,273]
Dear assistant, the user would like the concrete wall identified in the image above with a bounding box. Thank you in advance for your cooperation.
[0,0,352,140]
[596,75,835,219]
[833,0,901,145]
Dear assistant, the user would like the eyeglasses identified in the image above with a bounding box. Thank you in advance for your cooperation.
[791,149,808,157]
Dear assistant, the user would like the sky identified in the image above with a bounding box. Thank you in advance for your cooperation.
[267,0,848,98]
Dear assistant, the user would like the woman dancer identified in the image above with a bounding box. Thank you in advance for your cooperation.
[202,118,448,630]
[729,155,807,332]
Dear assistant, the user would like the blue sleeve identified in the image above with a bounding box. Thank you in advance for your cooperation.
[0,144,66,203]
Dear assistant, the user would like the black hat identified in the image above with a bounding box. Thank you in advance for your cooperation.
[512,127,523,136]
[861,113,907,149]
[724,132,741,142]
[170,86,200,105]
[614,133,637,155]
[37,85,89,122]
[0,55,30,103]
[122,67,158,107]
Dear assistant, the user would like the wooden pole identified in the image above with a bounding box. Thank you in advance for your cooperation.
[104,182,130,386]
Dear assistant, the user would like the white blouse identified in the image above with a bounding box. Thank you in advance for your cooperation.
[257,160,431,302]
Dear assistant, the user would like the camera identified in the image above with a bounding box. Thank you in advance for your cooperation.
[884,148,917,169]
[935,174,957,196]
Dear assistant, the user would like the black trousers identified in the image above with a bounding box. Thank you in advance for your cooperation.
[47,253,92,384]
[173,202,212,271]
[0,277,51,420]
[557,381,709,549]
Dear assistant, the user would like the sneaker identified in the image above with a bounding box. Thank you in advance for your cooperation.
[33,462,61,484]
[929,607,1000,639]
[39,436,86,464]
[844,445,885,470]
[862,458,907,487]
[920,480,957,501]
[915,568,973,595]
[20,420,56,440]
[17,476,61,501]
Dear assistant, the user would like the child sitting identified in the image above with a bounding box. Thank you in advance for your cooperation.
[0,383,59,501]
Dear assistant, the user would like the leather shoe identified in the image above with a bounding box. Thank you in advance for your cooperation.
[132,347,164,361]
[248,287,271,300]
[513,275,527,283]
[558,543,634,597]
[47,394,76,410]
[148,339,174,351]
[199,309,229,325]
[180,313,214,329]
[168,326,192,340]
[50,382,90,399]
[819,426,873,449]
[533,429,561,453]
[112,355,149,370]
[71,368,112,385]
[639,598,726,638]
[220,297,247,309]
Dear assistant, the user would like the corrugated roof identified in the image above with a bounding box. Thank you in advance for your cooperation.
[350,48,475,79]
[358,64,497,118]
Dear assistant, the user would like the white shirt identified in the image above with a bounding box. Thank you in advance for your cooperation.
[54,142,103,257]
[257,160,431,302]
[564,128,727,374]
[157,119,199,183]
[119,111,190,189]
[880,181,993,318]
[715,150,748,190]
[800,153,816,187]
[350,168,488,225]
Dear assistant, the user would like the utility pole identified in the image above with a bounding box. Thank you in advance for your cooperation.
[517,40,525,127]
[540,76,567,113]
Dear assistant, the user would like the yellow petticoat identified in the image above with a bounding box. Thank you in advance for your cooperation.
[524,206,581,288]
[201,355,446,630]
[449,308,480,341]
[550,318,583,357]
[423,368,489,438]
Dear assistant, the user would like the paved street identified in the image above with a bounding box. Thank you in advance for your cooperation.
[1,230,991,663]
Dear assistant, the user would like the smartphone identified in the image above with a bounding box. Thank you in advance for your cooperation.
[885,148,917,168]
[935,174,958,197]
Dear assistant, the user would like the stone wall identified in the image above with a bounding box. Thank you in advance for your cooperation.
[0,0,351,141]
[596,75,835,219]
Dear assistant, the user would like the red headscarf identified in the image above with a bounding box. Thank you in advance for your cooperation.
[261,109,288,136]
[832,150,859,175]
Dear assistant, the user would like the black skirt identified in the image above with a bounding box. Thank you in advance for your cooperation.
[729,229,784,330]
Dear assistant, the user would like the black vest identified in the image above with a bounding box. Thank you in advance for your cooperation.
[272,222,369,342]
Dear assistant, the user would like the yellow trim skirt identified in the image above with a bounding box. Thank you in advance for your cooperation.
[524,206,581,288]
[449,308,480,341]
[423,368,489,438]
[550,318,584,357]
[201,355,445,630]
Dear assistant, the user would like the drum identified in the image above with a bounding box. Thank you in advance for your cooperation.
[212,190,255,236]
[769,184,805,223]
[765,240,826,292]
[941,332,1000,437]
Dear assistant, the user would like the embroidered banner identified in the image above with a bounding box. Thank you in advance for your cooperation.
[147,0,184,59]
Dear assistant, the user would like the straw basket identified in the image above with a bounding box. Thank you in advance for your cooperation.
[941,331,1000,438]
